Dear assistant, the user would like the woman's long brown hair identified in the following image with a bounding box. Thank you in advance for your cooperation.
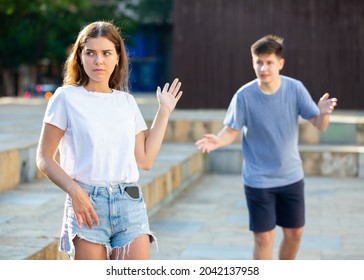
[63,21,129,91]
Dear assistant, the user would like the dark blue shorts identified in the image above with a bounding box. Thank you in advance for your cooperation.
[244,179,305,233]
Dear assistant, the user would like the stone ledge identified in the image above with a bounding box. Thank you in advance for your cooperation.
[138,105,364,146]
[0,145,45,193]
[1,140,363,194]
[155,116,364,145]
[301,145,364,177]
[0,150,20,192]
[206,144,364,178]
[0,144,203,260]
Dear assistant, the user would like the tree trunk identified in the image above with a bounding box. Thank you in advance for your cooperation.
[1,69,15,96]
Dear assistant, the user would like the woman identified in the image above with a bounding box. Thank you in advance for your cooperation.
[36,21,182,260]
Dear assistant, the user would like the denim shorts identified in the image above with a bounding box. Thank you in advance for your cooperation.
[59,181,156,259]
[244,179,305,233]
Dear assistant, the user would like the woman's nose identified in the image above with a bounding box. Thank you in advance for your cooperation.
[95,55,103,65]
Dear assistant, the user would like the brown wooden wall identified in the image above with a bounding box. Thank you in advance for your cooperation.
[172,0,364,109]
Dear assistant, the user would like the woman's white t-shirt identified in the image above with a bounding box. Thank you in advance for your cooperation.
[43,85,148,186]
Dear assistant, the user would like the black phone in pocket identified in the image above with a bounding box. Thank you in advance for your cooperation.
[124,186,140,199]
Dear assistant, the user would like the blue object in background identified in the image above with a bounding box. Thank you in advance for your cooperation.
[127,30,163,93]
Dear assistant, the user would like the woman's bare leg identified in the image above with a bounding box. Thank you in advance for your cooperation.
[73,236,108,260]
[111,234,150,260]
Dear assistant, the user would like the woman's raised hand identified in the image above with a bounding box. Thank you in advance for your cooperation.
[156,78,183,113]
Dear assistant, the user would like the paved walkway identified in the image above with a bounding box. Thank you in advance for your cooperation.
[0,98,47,152]
[150,174,364,260]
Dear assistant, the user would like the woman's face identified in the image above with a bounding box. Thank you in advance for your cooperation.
[80,36,119,88]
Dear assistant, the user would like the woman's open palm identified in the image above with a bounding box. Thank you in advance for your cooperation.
[156,78,183,113]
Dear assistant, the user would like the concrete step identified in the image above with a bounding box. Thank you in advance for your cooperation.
[2,140,363,194]
[161,110,364,146]
[0,143,204,260]
[206,144,364,178]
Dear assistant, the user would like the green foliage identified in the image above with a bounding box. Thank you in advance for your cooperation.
[0,0,137,69]
[0,0,173,96]
[123,0,173,24]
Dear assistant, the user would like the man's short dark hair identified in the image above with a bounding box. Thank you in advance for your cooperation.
[251,35,284,58]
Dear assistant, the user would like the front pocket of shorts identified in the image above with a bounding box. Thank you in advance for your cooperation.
[124,187,142,201]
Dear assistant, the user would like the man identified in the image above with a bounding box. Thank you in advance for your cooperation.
[195,35,337,259]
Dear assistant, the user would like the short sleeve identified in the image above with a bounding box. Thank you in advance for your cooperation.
[223,93,245,130]
[43,87,68,130]
[297,82,319,120]
[130,96,148,134]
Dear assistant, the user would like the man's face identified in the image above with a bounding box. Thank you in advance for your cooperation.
[252,53,284,86]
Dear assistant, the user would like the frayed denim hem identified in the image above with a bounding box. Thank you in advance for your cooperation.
[60,232,158,260]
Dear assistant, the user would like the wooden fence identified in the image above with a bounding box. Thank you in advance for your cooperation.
[172,0,364,109]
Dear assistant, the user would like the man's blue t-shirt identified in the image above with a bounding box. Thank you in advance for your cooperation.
[223,75,319,188]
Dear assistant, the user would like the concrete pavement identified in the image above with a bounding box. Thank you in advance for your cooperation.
[150,173,364,260]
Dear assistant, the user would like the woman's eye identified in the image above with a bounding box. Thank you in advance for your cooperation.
[86,51,94,56]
